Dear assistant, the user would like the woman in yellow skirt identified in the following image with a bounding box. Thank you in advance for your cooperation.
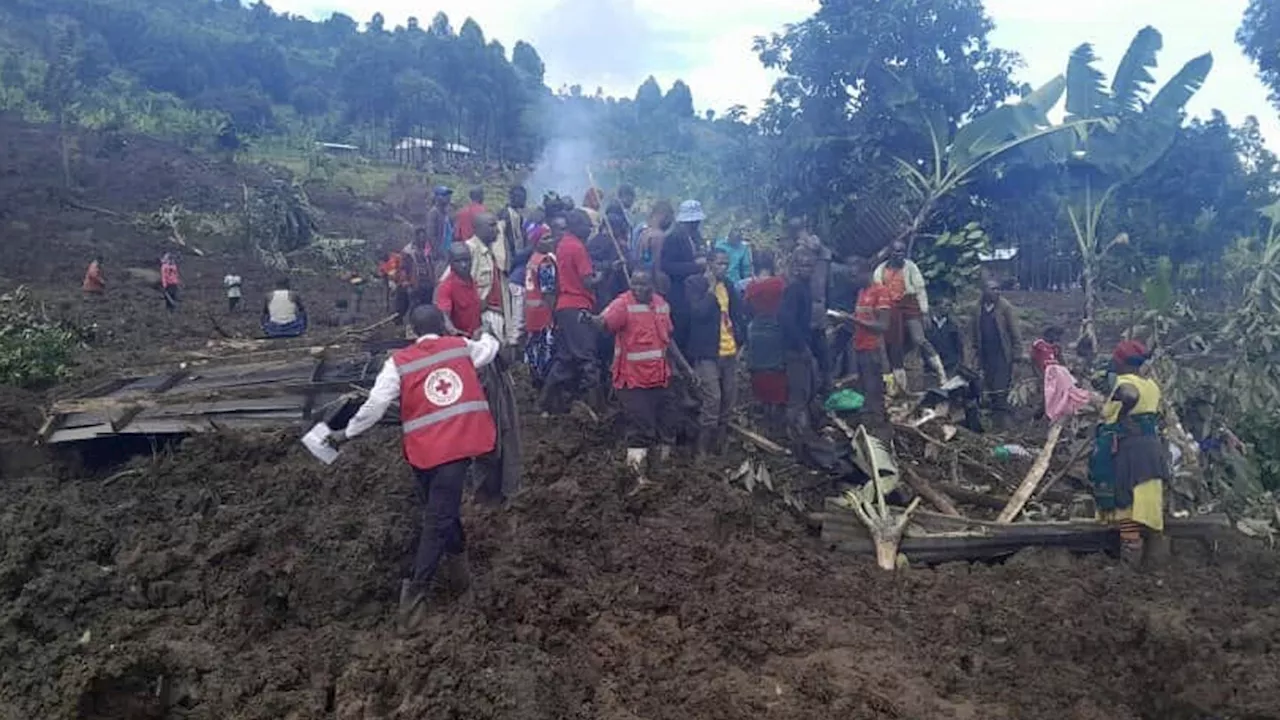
[1090,340,1169,562]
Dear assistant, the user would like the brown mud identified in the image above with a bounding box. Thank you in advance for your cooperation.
[3,118,1280,720]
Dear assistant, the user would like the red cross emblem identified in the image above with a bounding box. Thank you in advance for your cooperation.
[434,377,453,396]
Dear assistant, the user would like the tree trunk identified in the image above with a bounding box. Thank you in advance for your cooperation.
[1079,260,1098,364]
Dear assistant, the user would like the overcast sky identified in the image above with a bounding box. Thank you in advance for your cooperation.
[272,0,1280,149]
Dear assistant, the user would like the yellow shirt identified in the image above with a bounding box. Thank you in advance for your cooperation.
[1102,373,1161,424]
[715,281,737,357]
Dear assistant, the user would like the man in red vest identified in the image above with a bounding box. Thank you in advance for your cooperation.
[590,270,695,490]
[327,304,500,624]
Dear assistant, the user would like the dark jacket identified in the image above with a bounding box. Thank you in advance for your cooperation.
[927,313,965,371]
[659,229,703,315]
[686,278,746,362]
[780,279,815,354]
[972,297,1021,367]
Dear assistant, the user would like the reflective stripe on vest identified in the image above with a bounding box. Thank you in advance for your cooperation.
[627,304,669,313]
[526,298,545,307]
[625,349,664,361]
[396,346,471,377]
[402,399,491,434]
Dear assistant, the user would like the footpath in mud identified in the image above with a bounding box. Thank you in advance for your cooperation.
[4,401,1280,720]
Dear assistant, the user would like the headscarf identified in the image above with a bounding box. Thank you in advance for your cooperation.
[583,187,603,211]
[1112,339,1148,369]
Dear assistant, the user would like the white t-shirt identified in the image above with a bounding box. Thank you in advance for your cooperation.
[267,289,298,323]
[223,274,243,298]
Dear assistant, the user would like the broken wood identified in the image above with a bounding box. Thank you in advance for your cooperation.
[345,313,400,337]
[901,424,1005,485]
[997,420,1064,523]
[901,464,962,517]
[63,198,123,217]
[729,422,789,455]
[1034,433,1092,501]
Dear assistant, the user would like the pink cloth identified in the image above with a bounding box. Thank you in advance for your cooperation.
[160,261,180,288]
[1044,363,1094,422]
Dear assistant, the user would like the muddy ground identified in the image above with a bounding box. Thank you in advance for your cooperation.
[3,118,1280,720]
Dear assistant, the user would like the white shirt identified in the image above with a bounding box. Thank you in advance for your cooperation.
[267,289,299,323]
[343,332,500,439]
[223,274,242,298]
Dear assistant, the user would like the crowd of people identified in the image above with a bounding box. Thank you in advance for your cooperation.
[78,180,1172,624]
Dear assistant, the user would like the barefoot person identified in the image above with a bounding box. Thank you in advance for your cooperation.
[327,305,500,623]
[588,270,694,489]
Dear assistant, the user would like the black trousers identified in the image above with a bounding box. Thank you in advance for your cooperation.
[410,459,468,589]
[543,309,600,411]
[618,387,670,447]
[855,348,888,438]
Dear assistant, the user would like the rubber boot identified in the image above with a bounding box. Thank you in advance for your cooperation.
[892,368,910,397]
[626,447,648,476]
[626,447,651,494]
[929,354,949,387]
[398,579,428,629]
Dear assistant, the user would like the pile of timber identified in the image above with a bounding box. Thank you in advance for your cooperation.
[41,339,405,445]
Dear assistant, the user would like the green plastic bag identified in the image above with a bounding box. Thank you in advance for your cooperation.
[824,388,865,412]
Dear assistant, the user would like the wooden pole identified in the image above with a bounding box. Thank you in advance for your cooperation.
[585,166,631,286]
[997,420,1064,523]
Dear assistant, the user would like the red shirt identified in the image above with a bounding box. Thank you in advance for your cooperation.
[602,291,673,389]
[555,234,595,311]
[454,202,485,241]
[853,284,892,352]
[435,272,483,335]
[745,276,785,317]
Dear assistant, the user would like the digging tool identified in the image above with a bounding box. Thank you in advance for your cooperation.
[585,166,631,285]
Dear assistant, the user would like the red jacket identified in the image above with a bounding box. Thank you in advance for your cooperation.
[393,336,496,470]
[524,251,556,332]
[602,291,673,389]
[435,272,483,336]
[555,233,595,311]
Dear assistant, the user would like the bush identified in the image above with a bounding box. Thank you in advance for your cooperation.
[0,287,79,388]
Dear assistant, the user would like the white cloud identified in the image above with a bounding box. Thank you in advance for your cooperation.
[275,0,1279,147]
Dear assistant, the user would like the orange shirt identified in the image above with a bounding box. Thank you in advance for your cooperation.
[880,267,907,304]
[853,284,891,351]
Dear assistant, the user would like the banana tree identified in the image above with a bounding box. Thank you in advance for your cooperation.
[1056,27,1213,357]
[892,75,1095,253]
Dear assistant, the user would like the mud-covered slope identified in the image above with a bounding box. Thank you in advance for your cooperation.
[3,411,1280,720]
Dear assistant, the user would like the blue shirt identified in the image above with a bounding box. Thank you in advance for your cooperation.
[714,239,753,285]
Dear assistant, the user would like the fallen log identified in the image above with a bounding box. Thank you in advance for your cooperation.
[901,464,962,517]
[997,420,1064,522]
[729,422,789,455]
[1034,434,1092,501]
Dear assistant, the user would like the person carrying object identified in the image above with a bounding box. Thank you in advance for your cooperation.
[327,305,500,627]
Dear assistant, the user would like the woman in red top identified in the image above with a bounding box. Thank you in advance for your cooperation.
[743,250,787,428]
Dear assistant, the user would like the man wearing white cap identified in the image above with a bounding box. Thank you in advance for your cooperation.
[657,199,707,353]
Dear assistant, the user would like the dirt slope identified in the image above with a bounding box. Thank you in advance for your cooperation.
[2,417,1279,720]
[3,117,1280,720]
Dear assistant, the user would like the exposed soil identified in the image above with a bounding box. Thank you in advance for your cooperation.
[3,118,1280,720]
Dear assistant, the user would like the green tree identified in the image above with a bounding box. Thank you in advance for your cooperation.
[754,0,1022,231]
[1046,26,1213,353]
[1238,0,1280,109]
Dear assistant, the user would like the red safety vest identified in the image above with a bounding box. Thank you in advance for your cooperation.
[392,336,496,470]
[610,292,673,390]
[524,251,556,332]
